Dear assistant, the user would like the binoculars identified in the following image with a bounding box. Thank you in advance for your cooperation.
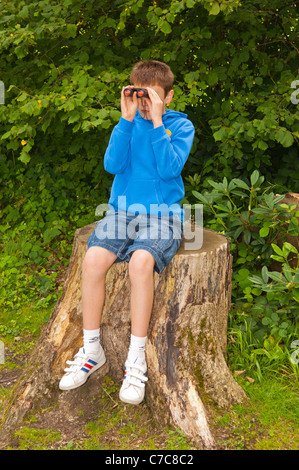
[123,87,149,98]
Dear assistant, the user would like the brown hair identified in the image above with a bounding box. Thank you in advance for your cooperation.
[130,60,174,96]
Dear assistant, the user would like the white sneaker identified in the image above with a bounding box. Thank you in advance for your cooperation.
[119,359,148,405]
[59,346,106,391]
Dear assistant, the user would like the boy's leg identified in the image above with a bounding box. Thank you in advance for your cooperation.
[81,246,118,330]
[128,249,155,338]
[81,246,119,354]
[59,246,118,391]
[119,249,155,405]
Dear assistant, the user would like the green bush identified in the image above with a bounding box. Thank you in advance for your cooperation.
[188,169,299,354]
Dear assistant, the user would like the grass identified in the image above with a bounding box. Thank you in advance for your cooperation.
[10,428,62,450]
[214,375,299,450]
[0,304,51,374]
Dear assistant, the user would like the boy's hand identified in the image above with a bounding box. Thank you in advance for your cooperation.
[121,86,138,122]
[146,87,164,128]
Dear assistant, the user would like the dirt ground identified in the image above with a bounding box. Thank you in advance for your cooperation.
[0,351,201,450]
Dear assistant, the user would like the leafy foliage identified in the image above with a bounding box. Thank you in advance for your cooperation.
[192,169,299,352]
[192,170,299,267]
[0,1,298,375]
[0,0,298,180]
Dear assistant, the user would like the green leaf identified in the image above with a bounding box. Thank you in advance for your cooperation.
[43,228,61,244]
[231,179,250,190]
[207,180,223,190]
[252,287,263,296]
[271,312,279,323]
[18,150,31,164]
[237,268,251,279]
[231,190,249,198]
[261,266,269,283]
[213,128,226,141]
[259,226,269,237]
[250,170,259,186]
[244,230,251,244]
[209,2,220,15]
[283,242,298,255]
[248,274,263,285]
[110,110,121,121]
[271,255,284,262]
[207,71,218,86]
[66,23,77,38]
[264,193,274,209]
[282,264,293,282]
[160,21,172,34]
[19,5,29,18]
[192,191,209,204]
[17,93,28,102]
[15,46,26,59]
[234,226,244,238]
[271,244,284,256]
[1,130,11,140]
[275,129,294,148]
[68,110,80,123]
[214,204,230,212]
[278,329,287,338]
[268,272,284,282]
[186,0,195,7]
[64,100,75,112]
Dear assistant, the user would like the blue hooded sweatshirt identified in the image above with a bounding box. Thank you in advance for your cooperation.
[104,109,195,223]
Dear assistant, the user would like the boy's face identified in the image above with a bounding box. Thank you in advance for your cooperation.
[134,83,173,121]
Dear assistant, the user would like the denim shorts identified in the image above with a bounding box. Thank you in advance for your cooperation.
[87,209,184,274]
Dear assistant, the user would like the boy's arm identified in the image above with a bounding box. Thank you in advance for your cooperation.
[103,117,134,174]
[104,86,138,175]
[150,121,195,180]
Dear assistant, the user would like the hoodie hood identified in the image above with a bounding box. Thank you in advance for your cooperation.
[162,109,188,122]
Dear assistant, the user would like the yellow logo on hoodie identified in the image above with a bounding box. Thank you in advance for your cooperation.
[166,129,172,137]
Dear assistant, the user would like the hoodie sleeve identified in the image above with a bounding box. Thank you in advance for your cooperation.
[104,117,134,174]
[150,120,195,180]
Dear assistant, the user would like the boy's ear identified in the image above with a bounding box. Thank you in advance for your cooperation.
[165,89,174,105]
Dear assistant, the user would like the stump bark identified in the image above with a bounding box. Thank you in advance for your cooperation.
[0,222,247,449]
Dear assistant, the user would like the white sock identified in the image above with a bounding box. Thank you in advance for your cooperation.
[83,328,101,355]
[127,334,147,363]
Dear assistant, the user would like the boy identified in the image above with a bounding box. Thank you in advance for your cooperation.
[59,60,195,405]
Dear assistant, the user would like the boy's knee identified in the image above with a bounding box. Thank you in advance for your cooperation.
[128,249,155,277]
[83,247,117,274]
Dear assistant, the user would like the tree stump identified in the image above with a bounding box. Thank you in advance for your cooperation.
[0,222,247,449]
